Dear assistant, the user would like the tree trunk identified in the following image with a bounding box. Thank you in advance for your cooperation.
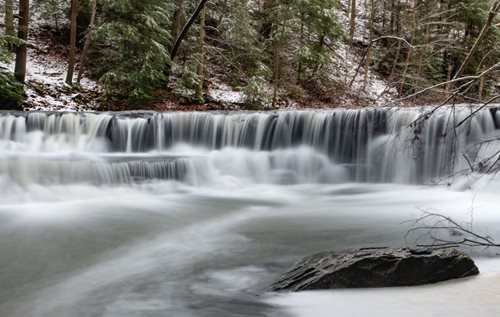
[387,0,402,83]
[388,36,402,84]
[478,72,485,101]
[65,0,79,85]
[171,0,184,46]
[296,14,305,83]
[170,0,209,62]
[349,0,356,45]
[414,24,431,93]
[196,6,206,101]
[76,0,97,84]
[14,0,29,84]
[271,4,289,108]
[363,0,375,88]
[445,64,452,93]
[399,5,417,95]
[4,0,15,37]
[50,0,59,31]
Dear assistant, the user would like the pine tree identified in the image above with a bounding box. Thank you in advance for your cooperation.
[90,0,173,103]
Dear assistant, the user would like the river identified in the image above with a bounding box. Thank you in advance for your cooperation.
[0,107,499,317]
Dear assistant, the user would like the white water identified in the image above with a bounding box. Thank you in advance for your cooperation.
[0,108,499,317]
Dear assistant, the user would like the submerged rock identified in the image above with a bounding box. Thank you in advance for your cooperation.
[269,248,479,291]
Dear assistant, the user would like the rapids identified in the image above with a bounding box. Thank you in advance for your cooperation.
[0,106,499,317]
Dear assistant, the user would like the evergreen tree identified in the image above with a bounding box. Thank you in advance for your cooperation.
[90,0,173,103]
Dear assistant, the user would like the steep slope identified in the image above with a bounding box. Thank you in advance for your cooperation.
[0,2,400,111]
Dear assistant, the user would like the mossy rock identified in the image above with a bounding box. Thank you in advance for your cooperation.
[0,72,25,110]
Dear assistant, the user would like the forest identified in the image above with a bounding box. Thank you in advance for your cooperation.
[1,2,500,317]
[0,0,499,110]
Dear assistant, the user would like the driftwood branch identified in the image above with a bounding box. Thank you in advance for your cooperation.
[404,210,500,249]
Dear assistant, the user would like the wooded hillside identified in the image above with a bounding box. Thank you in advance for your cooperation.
[0,0,499,110]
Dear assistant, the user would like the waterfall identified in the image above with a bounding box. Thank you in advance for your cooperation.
[2,107,500,317]
[0,106,498,185]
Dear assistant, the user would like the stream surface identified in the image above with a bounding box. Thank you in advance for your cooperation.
[0,108,499,317]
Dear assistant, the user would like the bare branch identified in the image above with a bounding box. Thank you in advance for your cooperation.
[404,209,500,249]
[453,94,500,129]
[398,62,500,102]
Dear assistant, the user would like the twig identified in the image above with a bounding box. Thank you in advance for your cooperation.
[398,62,500,102]
[404,210,500,249]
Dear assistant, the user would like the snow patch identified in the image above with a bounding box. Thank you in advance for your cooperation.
[207,81,245,104]
[1,14,99,112]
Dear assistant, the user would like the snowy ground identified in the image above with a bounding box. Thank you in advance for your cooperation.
[329,42,399,107]
[0,30,99,112]
[0,7,100,112]
[332,0,400,107]
[1,1,399,111]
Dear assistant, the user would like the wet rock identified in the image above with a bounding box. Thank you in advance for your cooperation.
[269,247,479,291]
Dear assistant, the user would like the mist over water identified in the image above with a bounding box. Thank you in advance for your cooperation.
[0,107,499,317]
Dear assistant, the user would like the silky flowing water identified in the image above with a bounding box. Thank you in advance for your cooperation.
[0,107,499,317]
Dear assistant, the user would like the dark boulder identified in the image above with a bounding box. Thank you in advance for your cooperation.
[269,247,479,291]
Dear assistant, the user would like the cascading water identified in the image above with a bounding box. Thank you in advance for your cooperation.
[1,106,500,317]
[0,106,498,185]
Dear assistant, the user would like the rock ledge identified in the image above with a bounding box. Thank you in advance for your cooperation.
[269,247,479,291]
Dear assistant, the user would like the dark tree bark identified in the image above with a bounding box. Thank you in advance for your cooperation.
[65,0,79,85]
[196,6,206,100]
[349,0,356,44]
[14,0,29,83]
[171,0,184,46]
[77,0,97,84]
[364,0,375,88]
[170,0,209,62]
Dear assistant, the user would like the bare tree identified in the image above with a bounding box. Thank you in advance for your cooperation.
[65,0,79,85]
